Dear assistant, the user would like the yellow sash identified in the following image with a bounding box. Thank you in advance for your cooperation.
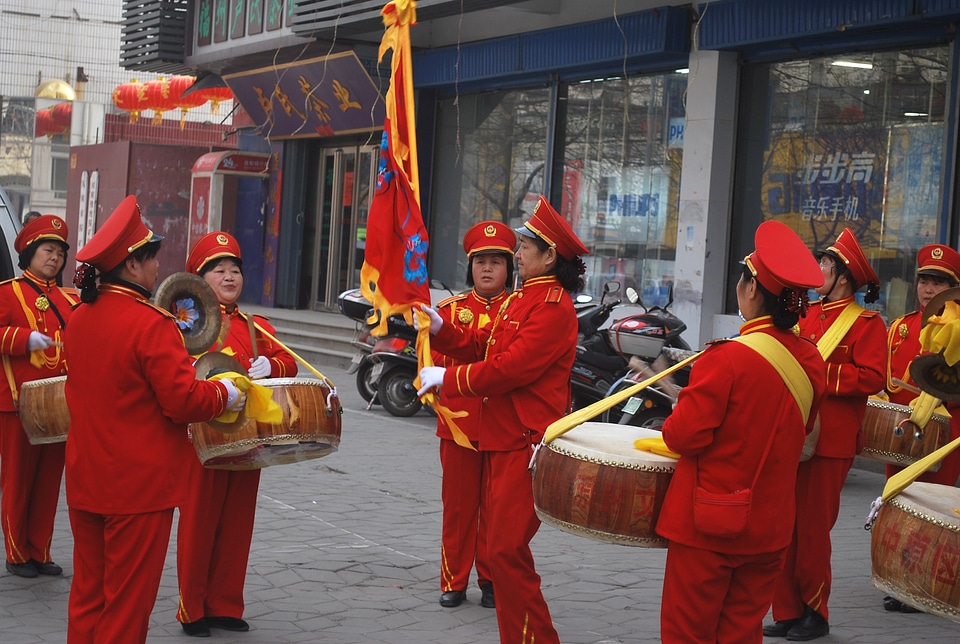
[735,333,814,425]
[816,301,865,359]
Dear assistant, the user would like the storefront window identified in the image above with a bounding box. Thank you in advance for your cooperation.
[557,73,687,304]
[430,88,551,291]
[730,45,950,319]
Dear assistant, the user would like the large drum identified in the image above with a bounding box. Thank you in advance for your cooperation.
[19,375,69,445]
[861,399,949,470]
[532,422,676,547]
[871,482,960,622]
[191,378,342,470]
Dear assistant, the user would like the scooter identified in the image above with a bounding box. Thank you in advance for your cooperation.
[337,288,380,405]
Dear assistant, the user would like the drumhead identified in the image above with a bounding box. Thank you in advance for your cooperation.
[20,375,67,388]
[547,422,676,469]
[893,481,960,529]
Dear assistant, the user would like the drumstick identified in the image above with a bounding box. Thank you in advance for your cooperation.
[892,378,921,395]
[543,351,702,444]
[251,320,333,387]
[245,313,259,361]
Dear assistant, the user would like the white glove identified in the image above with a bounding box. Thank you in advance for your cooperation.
[420,304,444,335]
[27,331,53,352]
[221,379,247,411]
[417,366,446,396]
[247,355,271,379]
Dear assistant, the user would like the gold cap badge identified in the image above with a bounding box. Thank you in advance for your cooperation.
[933,247,944,259]
[216,233,229,245]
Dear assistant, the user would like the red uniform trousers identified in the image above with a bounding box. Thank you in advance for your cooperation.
[662,541,787,643]
[439,438,491,592]
[0,412,64,564]
[772,455,852,622]
[176,463,260,623]
[67,507,174,644]
[484,447,559,644]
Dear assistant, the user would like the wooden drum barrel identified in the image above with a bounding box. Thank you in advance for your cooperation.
[871,481,960,622]
[19,375,69,445]
[191,378,342,470]
[531,423,676,547]
[861,399,949,470]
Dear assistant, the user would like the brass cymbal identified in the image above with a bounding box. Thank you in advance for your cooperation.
[193,351,249,433]
[921,287,960,328]
[910,352,960,402]
[153,272,222,354]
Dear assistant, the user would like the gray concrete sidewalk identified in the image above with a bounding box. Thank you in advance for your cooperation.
[0,365,957,642]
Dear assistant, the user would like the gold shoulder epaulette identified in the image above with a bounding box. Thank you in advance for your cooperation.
[137,298,176,320]
[437,293,468,309]
[0,277,17,287]
[859,309,880,318]
[543,285,564,303]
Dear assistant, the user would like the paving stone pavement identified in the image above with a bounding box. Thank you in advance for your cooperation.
[0,365,958,642]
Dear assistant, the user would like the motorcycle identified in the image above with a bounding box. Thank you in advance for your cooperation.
[337,281,454,417]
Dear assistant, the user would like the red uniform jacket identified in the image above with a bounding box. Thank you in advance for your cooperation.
[210,306,297,378]
[64,283,229,514]
[658,317,827,554]
[799,296,887,458]
[885,310,922,406]
[0,270,77,408]
[431,289,509,442]
[432,275,576,451]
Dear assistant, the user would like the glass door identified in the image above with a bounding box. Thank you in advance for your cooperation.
[311,144,377,309]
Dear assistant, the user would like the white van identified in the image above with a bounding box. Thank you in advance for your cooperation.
[0,187,22,280]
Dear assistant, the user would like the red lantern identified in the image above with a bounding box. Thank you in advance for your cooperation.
[51,102,72,133]
[169,76,207,129]
[144,77,178,125]
[192,86,233,115]
[35,108,54,138]
[112,79,147,123]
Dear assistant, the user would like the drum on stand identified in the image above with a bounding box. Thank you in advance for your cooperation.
[191,378,342,470]
[871,481,960,622]
[531,423,676,547]
[19,375,69,444]
[860,399,949,470]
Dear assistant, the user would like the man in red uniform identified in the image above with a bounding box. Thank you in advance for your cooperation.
[882,243,960,612]
[0,215,76,577]
[64,196,245,644]
[177,231,297,637]
[432,220,514,609]
[767,228,887,640]
[418,196,588,644]
[657,220,827,643]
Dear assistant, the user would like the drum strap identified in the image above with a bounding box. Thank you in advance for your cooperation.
[816,301,865,360]
[734,333,814,425]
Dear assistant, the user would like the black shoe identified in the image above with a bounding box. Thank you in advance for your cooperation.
[30,559,62,576]
[207,616,250,632]
[480,584,495,609]
[762,619,799,637]
[5,561,38,578]
[439,590,466,607]
[181,618,211,638]
[785,606,829,641]
[883,595,902,612]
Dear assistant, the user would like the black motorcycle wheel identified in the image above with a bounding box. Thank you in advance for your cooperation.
[378,368,423,417]
[355,360,379,403]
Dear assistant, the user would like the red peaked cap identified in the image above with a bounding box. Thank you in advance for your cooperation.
[15,214,69,252]
[819,227,879,290]
[745,220,823,295]
[916,244,960,284]
[515,196,589,260]
[187,231,242,275]
[75,195,163,272]
[463,220,516,257]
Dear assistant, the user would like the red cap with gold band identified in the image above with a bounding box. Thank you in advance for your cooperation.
[515,196,589,261]
[917,244,960,284]
[15,214,69,252]
[744,220,823,295]
[463,221,516,258]
[76,195,163,272]
[187,231,242,275]
[819,227,879,293]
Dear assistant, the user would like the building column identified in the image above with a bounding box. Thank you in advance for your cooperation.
[673,50,740,348]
